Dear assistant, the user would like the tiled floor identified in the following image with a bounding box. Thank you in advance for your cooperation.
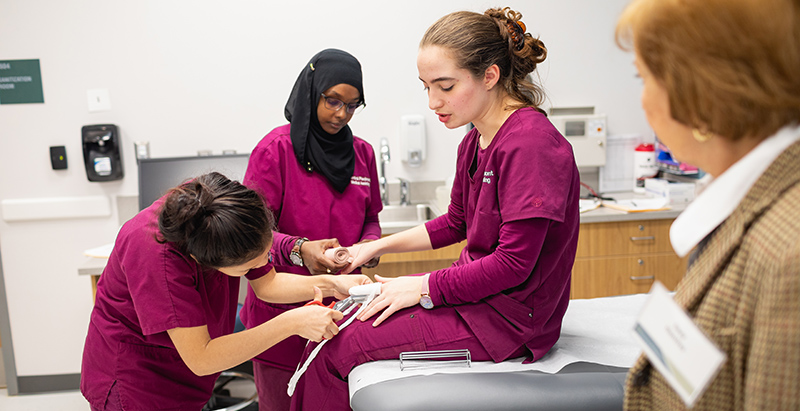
[0,388,90,410]
[0,349,89,409]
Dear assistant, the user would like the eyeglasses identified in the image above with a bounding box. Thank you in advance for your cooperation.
[321,93,365,115]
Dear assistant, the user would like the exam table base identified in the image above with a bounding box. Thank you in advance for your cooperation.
[350,362,628,411]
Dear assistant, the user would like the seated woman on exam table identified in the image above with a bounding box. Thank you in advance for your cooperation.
[80,172,370,411]
[288,6,581,410]
[616,0,800,409]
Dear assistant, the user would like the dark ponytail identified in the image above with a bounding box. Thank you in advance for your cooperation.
[157,172,274,269]
[420,6,548,111]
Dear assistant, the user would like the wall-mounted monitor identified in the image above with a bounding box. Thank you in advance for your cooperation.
[136,154,250,211]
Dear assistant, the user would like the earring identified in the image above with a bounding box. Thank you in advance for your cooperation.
[692,129,712,142]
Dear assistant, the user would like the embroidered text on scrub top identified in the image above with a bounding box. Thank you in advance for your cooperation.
[483,170,494,184]
[350,175,371,187]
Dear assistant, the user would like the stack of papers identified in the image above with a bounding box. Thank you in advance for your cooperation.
[602,198,671,213]
[579,199,602,213]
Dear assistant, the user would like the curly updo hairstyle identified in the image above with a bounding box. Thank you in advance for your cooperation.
[157,172,274,269]
[420,6,548,111]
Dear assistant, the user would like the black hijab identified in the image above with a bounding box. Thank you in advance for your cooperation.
[284,49,364,193]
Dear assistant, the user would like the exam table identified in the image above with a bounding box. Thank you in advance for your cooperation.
[348,293,647,411]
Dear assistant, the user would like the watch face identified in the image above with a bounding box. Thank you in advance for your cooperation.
[420,295,434,309]
[290,253,303,266]
[290,238,307,267]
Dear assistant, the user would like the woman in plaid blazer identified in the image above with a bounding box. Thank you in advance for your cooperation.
[615,0,800,409]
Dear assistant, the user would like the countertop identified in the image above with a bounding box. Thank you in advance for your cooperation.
[78,256,106,276]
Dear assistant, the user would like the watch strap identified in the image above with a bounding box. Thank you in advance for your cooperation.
[419,273,434,309]
[290,237,308,266]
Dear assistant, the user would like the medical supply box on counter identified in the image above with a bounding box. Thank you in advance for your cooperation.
[644,178,696,205]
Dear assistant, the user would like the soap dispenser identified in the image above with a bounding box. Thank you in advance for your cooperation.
[400,114,426,167]
[82,124,124,182]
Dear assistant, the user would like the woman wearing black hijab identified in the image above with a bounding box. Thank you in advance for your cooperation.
[240,49,382,410]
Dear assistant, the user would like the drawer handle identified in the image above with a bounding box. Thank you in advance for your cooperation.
[630,275,655,281]
[630,236,655,242]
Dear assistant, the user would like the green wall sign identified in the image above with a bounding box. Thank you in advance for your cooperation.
[0,59,44,104]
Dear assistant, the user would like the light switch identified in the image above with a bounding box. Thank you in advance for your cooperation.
[87,88,111,112]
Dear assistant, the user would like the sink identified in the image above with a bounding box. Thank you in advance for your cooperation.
[379,203,440,234]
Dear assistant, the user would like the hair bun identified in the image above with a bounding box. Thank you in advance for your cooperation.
[530,38,546,57]
[157,172,274,269]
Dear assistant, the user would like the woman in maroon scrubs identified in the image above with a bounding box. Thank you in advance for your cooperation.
[80,172,369,410]
[290,7,580,410]
[241,48,382,410]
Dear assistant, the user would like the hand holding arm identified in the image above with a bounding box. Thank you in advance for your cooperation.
[301,238,351,274]
[342,224,433,273]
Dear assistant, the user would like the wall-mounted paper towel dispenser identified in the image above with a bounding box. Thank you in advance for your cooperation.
[82,124,124,182]
[400,114,426,167]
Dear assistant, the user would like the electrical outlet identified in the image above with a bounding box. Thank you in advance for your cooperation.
[87,88,111,112]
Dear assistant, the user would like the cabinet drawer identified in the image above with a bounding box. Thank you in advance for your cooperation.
[571,254,688,299]
[576,219,674,257]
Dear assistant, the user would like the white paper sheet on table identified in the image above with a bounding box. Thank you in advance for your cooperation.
[349,293,648,400]
[579,199,601,213]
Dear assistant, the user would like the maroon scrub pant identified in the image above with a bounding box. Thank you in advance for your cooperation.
[254,362,293,411]
[289,304,522,410]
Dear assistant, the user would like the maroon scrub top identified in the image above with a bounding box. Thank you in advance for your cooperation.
[425,107,580,361]
[80,197,271,410]
[240,123,382,370]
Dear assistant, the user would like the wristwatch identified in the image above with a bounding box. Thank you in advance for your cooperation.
[419,274,434,309]
[290,237,308,267]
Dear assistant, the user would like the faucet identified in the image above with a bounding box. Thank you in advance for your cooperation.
[398,178,410,206]
[379,138,390,205]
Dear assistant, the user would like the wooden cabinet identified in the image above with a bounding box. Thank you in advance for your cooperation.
[570,219,688,299]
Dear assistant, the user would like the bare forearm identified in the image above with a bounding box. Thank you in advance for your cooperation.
[373,224,433,256]
[252,272,338,303]
[179,315,296,376]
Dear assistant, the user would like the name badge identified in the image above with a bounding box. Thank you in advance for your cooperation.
[632,281,726,407]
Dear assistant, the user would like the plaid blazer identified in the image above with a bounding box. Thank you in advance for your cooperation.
[625,140,800,411]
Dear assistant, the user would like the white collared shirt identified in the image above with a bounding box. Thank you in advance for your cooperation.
[670,124,800,257]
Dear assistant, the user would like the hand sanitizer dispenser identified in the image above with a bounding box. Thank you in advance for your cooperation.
[82,124,124,182]
[400,114,426,167]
